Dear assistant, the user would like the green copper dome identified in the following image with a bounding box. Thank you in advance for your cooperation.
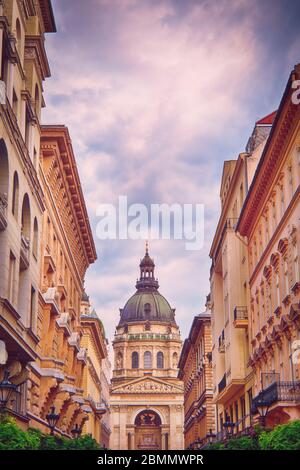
[118,246,176,326]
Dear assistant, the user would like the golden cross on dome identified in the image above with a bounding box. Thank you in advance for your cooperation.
[145,240,149,255]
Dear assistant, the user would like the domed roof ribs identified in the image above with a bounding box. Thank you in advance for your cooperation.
[118,245,177,326]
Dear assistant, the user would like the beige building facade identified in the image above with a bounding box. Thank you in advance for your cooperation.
[209,112,275,437]
[26,125,97,436]
[178,301,215,449]
[81,294,110,444]
[110,247,184,450]
[238,63,300,427]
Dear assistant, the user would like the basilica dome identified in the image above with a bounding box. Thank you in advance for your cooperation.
[118,245,176,326]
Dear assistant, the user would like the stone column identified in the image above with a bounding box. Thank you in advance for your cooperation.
[119,405,128,450]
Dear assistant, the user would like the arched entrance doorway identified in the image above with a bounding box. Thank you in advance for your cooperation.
[134,410,162,450]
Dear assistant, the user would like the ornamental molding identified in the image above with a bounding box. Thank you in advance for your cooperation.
[111,376,183,395]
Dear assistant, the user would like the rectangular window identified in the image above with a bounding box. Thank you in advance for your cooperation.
[30,286,36,329]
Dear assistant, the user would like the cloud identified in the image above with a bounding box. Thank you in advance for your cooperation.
[43,0,300,344]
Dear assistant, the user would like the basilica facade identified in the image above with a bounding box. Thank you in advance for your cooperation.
[110,246,184,450]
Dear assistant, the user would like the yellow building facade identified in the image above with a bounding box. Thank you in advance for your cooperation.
[110,247,184,450]
[209,112,275,437]
[81,294,110,446]
[238,64,300,427]
[0,0,111,443]
[178,301,215,449]
[26,125,97,436]
[0,0,55,429]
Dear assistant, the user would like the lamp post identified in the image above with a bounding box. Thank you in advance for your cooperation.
[194,437,203,450]
[223,415,235,439]
[71,423,82,439]
[0,369,17,409]
[46,406,60,435]
[255,397,270,428]
[206,428,216,445]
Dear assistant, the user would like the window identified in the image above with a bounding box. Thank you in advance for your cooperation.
[144,351,152,369]
[12,171,19,218]
[275,270,280,307]
[34,84,40,118]
[284,259,289,296]
[280,185,285,218]
[234,401,239,422]
[12,89,18,120]
[157,352,164,369]
[247,389,253,415]
[30,286,36,329]
[132,352,139,369]
[288,164,294,197]
[293,244,299,283]
[33,217,38,260]
[16,19,22,57]
[8,251,16,304]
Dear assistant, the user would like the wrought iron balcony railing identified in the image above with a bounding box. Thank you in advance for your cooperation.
[218,373,226,394]
[252,380,300,412]
[233,306,248,328]
[234,306,248,321]
[218,329,225,352]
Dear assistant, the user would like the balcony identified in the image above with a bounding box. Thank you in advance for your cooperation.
[233,306,248,329]
[218,373,226,394]
[218,330,225,353]
[252,380,300,413]
[0,192,8,230]
[20,235,30,270]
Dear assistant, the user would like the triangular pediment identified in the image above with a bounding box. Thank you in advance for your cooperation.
[111,376,183,395]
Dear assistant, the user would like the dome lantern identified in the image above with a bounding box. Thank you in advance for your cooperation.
[136,242,159,291]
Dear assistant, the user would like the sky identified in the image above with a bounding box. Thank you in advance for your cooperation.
[42,0,300,346]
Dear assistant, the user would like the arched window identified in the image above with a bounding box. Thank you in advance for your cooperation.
[21,194,31,239]
[0,139,9,227]
[33,217,38,259]
[172,352,178,368]
[144,351,152,369]
[157,351,164,369]
[116,351,123,369]
[132,351,139,369]
[12,171,19,218]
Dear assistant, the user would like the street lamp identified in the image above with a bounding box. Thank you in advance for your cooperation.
[194,437,203,450]
[71,423,82,439]
[223,415,235,439]
[206,428,216,445]
[46,406,60,435]
[0,369,17,409]
[255,397,270,428]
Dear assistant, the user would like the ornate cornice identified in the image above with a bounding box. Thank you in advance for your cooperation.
[238,64,300,237]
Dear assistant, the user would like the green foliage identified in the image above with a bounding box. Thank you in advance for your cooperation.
[0,416,40,450]
[205,421,300,451]
[63,434,101,450]
[259,420,300,450]
[205,441,225,450]
[225,436,259,450]
[0,414,101,450]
